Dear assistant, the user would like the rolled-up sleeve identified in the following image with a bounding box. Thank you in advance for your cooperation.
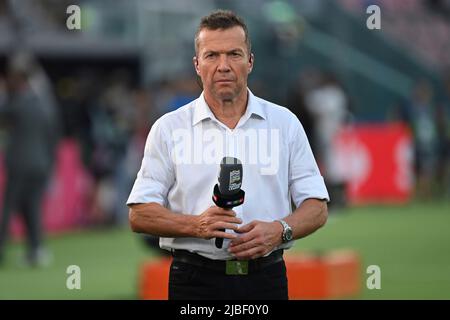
[126,119,174,206]
[289,120,330,208]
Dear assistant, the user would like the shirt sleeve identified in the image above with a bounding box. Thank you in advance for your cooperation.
[289,119,330,208]
[127,119,175,206]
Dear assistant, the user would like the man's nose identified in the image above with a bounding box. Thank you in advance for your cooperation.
[217,54,231,72]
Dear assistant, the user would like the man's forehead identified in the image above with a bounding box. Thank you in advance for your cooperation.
[197,27,247,52]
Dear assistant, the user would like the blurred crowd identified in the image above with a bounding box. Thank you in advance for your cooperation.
[288,69,450,204]
[49,68,201,227]
[0,51,203,263]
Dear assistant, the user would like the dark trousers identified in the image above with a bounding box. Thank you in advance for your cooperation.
[0,170,48,256]
[169,254,289,300]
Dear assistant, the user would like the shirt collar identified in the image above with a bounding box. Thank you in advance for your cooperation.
[192,88,266,126]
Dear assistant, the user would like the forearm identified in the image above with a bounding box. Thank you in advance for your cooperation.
[283,198,328,240]
[128,202,198,238]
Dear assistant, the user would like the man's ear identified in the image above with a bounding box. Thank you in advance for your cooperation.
[248,53,254,73]
[193,56,201,76]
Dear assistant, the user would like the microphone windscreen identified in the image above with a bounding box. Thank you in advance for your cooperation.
[218,157,242,196]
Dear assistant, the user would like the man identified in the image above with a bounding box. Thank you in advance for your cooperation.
[305,72,349,209]
[0,53,59,267]
[127,10,329,300]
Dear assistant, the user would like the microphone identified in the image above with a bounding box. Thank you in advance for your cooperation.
[212,157,245,249]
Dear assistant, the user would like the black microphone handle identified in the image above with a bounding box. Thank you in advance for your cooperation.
[215,229,225,249]
[215,207,232,249]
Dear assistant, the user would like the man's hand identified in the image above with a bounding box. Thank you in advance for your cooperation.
[194,206,242,240]
[228,220,283,260]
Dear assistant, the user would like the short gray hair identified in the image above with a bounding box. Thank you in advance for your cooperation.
[194,10,251,55]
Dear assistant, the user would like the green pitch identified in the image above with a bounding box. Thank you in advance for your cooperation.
[0,201,449,299]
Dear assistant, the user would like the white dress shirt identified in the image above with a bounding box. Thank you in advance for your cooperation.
[127,89,329,260]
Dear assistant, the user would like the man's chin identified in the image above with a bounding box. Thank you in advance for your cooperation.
[217,93,235,101]
[214,88,241,101]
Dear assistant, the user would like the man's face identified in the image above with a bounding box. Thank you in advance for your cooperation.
[194,26,253,102]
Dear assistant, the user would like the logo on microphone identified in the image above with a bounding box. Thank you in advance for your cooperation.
[229,170,241,191]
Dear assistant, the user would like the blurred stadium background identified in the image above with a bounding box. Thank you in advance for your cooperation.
[0,0,449,299]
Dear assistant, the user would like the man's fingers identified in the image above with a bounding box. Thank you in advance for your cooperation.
[228,222,257,246]
[211,222,241,232]
[208,216,241,227]
[215,209,237,216]
[228,235,266,260]
[235,221,255,234]
[229,231,256,247]
[230,245,263,260]
[213,230,238,240]
[223,216,242,224]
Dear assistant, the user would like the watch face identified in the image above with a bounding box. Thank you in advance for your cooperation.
[285,228,293,241]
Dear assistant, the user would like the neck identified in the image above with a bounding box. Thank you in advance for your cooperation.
[204,89,248,129]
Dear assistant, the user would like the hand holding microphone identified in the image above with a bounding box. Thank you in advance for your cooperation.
[195,206,242,241]
[212,157,245,249]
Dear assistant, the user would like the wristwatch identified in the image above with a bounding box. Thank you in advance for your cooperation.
[277,220,293,243]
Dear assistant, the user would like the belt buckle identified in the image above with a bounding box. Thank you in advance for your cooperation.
[226,260,248,275]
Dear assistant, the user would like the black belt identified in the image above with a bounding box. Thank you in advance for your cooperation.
[172,249,284,274]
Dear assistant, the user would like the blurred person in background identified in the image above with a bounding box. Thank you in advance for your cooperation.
[125,86,172,256]
[0,74,6,115]
[0,52,60,267]
[89,70,135,226]
[436,71,450,198]
[399,79,439,200]
[436,101,449,199]
[305,72,350,210]
[286,69,320,155]
[57,69,97,173]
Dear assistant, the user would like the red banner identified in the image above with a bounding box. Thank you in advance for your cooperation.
[334,123,414,204]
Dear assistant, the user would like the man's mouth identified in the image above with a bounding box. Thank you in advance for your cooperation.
[216,79,234,83]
